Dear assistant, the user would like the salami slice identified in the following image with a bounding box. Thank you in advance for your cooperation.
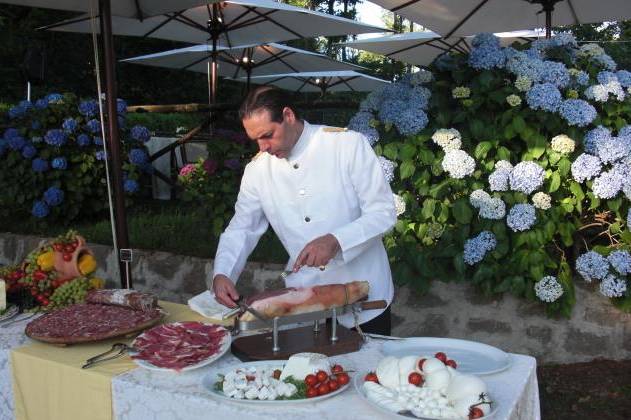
[131,322,228,372]
[86,289,158,311]
[25,303,163,344]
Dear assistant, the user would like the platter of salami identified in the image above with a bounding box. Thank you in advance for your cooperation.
[131,322,230,372]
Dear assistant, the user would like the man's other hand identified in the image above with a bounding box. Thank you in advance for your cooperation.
[212,275,240,307]
[293,234,340,271]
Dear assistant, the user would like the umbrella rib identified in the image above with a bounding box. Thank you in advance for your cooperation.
[238,7,304,39]
[39,15,92,31]
[391,0,422,13]
[182,52,213,70]
[387,39,442,57]
[337,76,359,91]
[218,7,234,47]
[231,48,250,79]
[143,12,187,38]
[567,0,580,24]
[296,78,312,92]
[227,8,277,31]
[444,0,490,39]
[133,0,144,21]
[257,47,300,72]
[170,13,208,34]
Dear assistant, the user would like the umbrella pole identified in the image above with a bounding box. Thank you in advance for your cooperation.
[538,0,559,39]
[99,0,132,289]
[246,67,251,92]
[210,3,219,105]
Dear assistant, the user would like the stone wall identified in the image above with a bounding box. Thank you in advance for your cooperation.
[1,232,629,364]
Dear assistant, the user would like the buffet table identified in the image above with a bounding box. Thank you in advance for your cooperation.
[2,303,540,420]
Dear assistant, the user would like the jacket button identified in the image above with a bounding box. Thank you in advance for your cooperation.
[293,163,299,169]
[304,216,311,222]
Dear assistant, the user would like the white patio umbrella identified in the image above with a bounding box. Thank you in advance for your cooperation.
[368,0,631,38]
[340,29,545,67]
[41,0,388,102]
[120,43,363,92]
[236,70,390,95]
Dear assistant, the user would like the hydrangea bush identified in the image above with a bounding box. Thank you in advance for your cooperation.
[350,33,631,316]
[178,129,255,235]
[0,93,150,224]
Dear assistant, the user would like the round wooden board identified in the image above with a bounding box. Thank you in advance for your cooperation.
[25,307,165,345]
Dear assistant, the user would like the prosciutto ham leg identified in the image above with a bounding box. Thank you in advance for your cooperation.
[239,280,369,321]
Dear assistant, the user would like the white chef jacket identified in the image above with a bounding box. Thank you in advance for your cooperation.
[212,121,396,327]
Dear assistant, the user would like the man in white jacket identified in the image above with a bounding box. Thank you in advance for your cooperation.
[212,87,396,334]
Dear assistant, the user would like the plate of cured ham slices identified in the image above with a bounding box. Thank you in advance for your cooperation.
[130,321,231,372]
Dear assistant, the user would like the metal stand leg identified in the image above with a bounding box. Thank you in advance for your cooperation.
[313,320,320,333]
[272,317,280,352]
[331,308,338,342]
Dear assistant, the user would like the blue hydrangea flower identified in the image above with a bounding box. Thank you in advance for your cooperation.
[93,136,104,146]
[378,99,406,124]
[584,126,611,155]
[507,203,537,232]
[471,33,501,49]
[505,51,544,82]
[77,134,91,147]
[123,179,139,193]
[21,143,37,159]
[32,158,49,172]
[559,99,596,127]
[509,161,545,194]
[489,168,511,191]
[628,208,631,231]
[540,61,570,88]
[534,276,564,303]
[599,274,627,298]
[526,83,562,112]
[130,125,151,142]
[44,129,67,147]
[597,71,618,85]
[619,125,631,138]
[593,53,617,71]
[551,32,577,48]
[571,153,602,183]
[128,148,148,165]
[348,112,379,145]
[19,100,33,111]
[51,157,68,170]
[79,100,98,117]
[7,135,26,151]
[117,98,128,114]
[8,106,25,119]
[31,200,50,218]
[592,170,623,199]
[616,70,631,87]
[463,231,497,265]
[118,115,126,129]
[62,118,78,133]
[393,108,428,136]
[31,120,41,130]
[575,70,589,86]
[576,250,609,282]
[86,119,101,134]
[45,93,63,103]
[359,89,383,112]
[95,150,107,161]
[3,128,20,140]
[43,187,64,206]
[607,250,631,276]
[34,98,49,109]
[595,135,631,164]
[469,44,505,70]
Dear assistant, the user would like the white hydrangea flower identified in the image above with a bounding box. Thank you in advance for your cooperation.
[469,189,491,208]
[378,156,396,183]
[550,134,576,154]
[532,192,552,210]
[489,168,511,191]
[479,197,506,220]
[441,150,475,179]
[452,86,471,99]
[506,94,522,107]
[515,76,532,92]
[432,128,462,151]
[410,69,433,85]
[599,274,627,298]
[495,160,513,170]
[578,43,606,58]
[534,276,564,302]
[393,193,406,216]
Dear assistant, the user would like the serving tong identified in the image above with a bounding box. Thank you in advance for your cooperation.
[82,343,137,369]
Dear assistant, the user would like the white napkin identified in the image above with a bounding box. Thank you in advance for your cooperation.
[187,290,233,319]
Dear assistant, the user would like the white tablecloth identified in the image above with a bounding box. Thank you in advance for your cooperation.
[112,338,540,420]
[0,315,34,420]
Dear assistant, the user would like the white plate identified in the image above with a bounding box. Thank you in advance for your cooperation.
[353,371,497,420]
[131,323,231,372]
[381,337,510,375]
[0,304,19,322]
[202,360,350,404]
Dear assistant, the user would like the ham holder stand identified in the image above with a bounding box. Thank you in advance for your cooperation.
[227,300,386,361]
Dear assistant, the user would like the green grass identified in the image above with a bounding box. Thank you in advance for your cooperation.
[0,199,288,264]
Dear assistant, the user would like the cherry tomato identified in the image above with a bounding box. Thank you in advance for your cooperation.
[446,359,458,369]
[408,372,423,386]
[316,370,328,383]
[336,373,350,385]
[64,244,75,253]
[63,253,72,262]
[331,364,344,374]
[364,372,379,383]
[418,358,427,370]
[42,298,50,306]
[33,270,47,281]
[53,243,63,252]
[304,374,318,387]
[306,387,318,398]
[435,352,448,363]
[317,383,330,395]
[328,379,340,391]
[468,407,484,419]
[30,289,38,297]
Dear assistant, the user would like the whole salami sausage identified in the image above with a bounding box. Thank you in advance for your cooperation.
[86,289,158,311]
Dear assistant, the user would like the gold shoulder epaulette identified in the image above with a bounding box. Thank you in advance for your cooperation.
[322,127,348,133]
[251,151,264,161]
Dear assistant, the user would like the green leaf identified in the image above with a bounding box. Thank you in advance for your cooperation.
[496,146,511,161]
[382,143,399,160]
[512,115,526,133]
[399,144,417,160]
[474,141,493,160]
[452,199,473,224]
[569,181,584,201]
[548,172,561,193]
[421,199,436,220]
[400,160,416,180]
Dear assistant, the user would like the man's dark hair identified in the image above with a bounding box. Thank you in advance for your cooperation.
[238,86,300,122]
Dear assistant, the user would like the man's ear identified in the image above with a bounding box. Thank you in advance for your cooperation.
[283,107,296,123]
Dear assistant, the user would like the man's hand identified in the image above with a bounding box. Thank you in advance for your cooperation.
[293,234,340,271]
[212,275,240,307]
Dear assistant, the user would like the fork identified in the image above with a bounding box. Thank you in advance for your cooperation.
[1,312,38,328]
[279,270,292,281]
[82,343,137,369]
